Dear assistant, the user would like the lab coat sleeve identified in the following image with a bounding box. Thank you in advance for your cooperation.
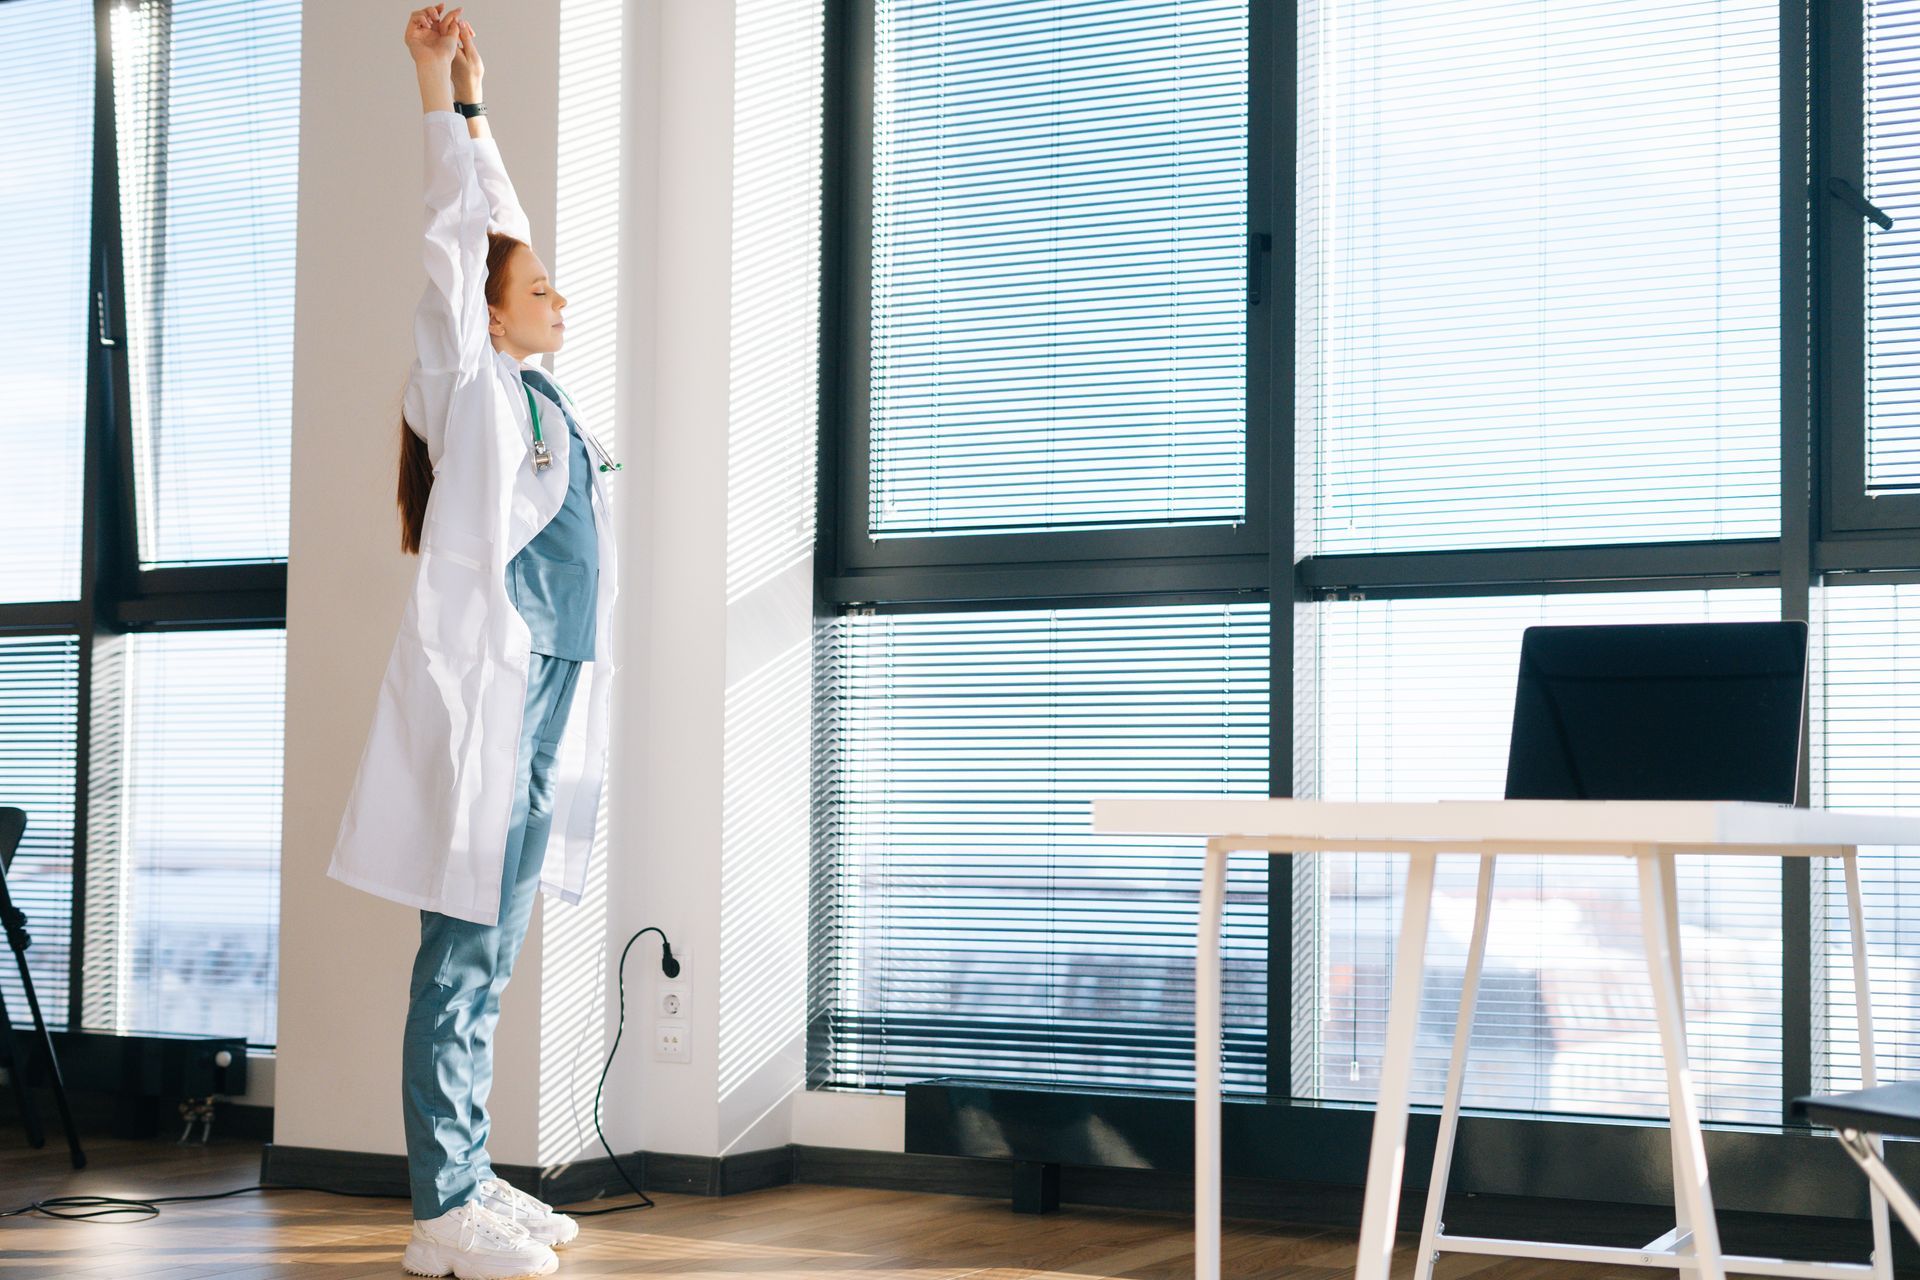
[413,109,491,378]
[471,133,533,247]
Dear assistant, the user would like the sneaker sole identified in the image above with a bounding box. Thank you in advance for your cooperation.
[402,1238,559,1280]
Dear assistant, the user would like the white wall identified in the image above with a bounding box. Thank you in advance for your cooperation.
[276,0,900,1169]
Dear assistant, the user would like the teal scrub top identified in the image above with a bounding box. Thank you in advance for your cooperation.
[506,370,599,661]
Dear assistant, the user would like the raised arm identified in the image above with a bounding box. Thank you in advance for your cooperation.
[450,18,534,246]
[406,5,489,377]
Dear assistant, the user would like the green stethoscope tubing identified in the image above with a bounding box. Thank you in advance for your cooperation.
[523,375,622,473]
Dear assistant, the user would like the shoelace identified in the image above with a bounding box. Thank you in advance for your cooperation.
[458,1201,535,1249]
[479,1177,553,1222]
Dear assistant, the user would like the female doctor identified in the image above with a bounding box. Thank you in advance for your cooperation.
[326,8,621,1277]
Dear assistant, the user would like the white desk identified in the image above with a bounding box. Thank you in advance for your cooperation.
[1089,797,1920,1280]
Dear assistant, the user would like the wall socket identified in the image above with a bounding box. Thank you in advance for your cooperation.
[653,942,690,1062]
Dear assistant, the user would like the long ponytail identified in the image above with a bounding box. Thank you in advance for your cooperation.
[396,230,530,553]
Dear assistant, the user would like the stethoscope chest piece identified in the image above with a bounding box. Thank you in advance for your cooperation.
[531,438,554,472]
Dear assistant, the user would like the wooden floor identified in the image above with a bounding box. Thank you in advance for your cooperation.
[0,1133,1769,1279]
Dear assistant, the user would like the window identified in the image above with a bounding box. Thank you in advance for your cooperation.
[0,0,94,605]
[1296,588,1782,1123]
[0,0,295,1052]
[819,0,1920,1200]
[813,604,1271,1092]
[0,638,82,1030]
[81,630,286,1046]
[1298,0,1781,554]
[867,0,1250,538]
[818,0,1272,1095]
[843,0,1264,572]
[110,0,302,566]
[1811,582,1920,1094]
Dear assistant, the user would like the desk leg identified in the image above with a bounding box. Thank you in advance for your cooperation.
[1413,853,1495,1280]
[1635,849,1726,1280]
[1195,838,1228,1280]
[1656,847,1694,1256]
[1843,848,1894,1280]
[1356,849,1438,1280]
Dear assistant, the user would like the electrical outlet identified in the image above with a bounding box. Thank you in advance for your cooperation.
[663,942,690,986]
[660,991,682,1017]
[655,1020,690,1063]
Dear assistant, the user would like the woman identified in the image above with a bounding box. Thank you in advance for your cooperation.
[326,7,621,1277]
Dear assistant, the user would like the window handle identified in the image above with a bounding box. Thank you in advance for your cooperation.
[1827,176,1894,231]
[95,248,118,348]
[1247,231,1272,307]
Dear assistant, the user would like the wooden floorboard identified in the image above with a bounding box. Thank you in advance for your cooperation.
[0,1132,1806,1278]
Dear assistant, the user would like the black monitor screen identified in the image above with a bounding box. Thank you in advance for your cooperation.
[1504,621,1807,804]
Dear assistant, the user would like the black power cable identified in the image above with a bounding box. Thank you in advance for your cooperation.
[1,926,679,1223]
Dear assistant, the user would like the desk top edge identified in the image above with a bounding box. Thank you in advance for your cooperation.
[1086,797,1920,846]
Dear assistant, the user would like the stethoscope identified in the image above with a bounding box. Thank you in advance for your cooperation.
[522,374,622,475]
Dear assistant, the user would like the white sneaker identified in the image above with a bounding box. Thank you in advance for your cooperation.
[402,1200,559,1279]
[476,1175,581,1249]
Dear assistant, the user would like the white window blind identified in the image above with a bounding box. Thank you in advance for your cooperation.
[1295,588,1783,1124]
[109,0,301,567]
[0,637,81,1032]
[80,630,286,1047]
[1812,582,1920,1093]
[868,0,1250,537]
[1297,0,1780,555]
[1865,0,1920,493]
[0,0,93,605]
[814,603,1270,1093]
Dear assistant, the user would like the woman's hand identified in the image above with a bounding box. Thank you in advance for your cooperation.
[451,18,484,101]
[403,4,462,66]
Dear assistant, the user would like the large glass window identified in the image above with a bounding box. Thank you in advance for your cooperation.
[1297,0,1780,554]
[867,0,1250,537]
[0,637,82,1031]
[0,2,296,1054]
[814,603,1272,1092]
[82,630,286,1046]
[110,0,302,566]
[0,0,94,605]
[1295,588,1783,1123]
[1862,0,1920,496]
[1812,582,1920,1094]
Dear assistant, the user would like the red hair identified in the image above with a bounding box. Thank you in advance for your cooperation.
[397,230,528,554]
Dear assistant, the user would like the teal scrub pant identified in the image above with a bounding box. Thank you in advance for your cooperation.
[401,651,583,1220]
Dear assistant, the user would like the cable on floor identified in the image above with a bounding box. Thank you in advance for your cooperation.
[0,926,676,1224]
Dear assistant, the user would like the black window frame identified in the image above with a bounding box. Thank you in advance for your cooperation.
[830,0,1920,1214]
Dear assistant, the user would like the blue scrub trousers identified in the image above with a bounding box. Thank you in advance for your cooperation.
[401,651,583,1220]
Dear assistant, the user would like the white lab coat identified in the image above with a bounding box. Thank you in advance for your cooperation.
[326,110,620,927]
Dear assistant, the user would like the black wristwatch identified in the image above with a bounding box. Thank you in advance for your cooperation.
[453,100,487,117]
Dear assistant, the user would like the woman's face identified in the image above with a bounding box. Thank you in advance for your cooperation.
[488,245,567,358]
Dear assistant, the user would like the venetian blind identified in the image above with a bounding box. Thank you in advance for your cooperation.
[0,0,93,605]
[80,631,286,1048]
[108,0,301,567]
[1294,589,1785,1124]
[813,603,1271,1093]
[1865,0,1920,492]
[867,0,1250,537]
[1811,582,1920,1093]
[0,637,82,1033]
[1298,0,1781,554]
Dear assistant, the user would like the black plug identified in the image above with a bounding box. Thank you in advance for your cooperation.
[661,940,680,979]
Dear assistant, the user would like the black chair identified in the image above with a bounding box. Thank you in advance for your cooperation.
[1793,1084,1920,1245]
[0,806,84,1168]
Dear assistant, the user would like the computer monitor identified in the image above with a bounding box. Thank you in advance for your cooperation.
[1503,620,1808,804]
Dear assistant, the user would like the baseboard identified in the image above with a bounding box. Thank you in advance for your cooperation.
[259,1140,799,1207]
